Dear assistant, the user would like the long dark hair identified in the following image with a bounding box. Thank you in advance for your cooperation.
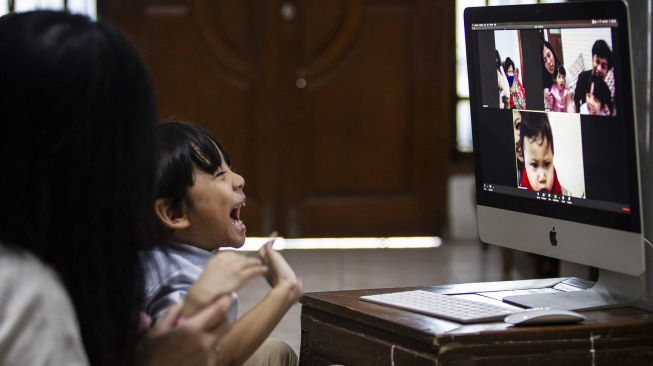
[541,39,562,89]
[0,11,158,366]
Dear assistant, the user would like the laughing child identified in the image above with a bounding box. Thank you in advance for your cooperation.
[142,121,302,366]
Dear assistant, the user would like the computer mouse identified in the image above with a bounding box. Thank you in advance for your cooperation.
[504,308,586,326]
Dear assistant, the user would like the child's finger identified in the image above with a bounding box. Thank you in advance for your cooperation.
[263,241,274,254]
[239,257,263,269]
[258,243,271,262]
[241,265,268,281]
[264,231,279,246]
[157,303,183,330]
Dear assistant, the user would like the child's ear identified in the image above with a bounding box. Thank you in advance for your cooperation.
[154,198,190,230]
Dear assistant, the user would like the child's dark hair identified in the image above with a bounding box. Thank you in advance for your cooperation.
[519,112,554,156]
[155,121,231,215]
[555,64,566,78]
[503,57,515,73]
[588,75,612,112]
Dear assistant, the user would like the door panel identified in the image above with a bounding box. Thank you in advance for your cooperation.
[283,0,452,236]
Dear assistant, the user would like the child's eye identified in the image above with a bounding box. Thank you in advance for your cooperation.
[215,171,226,178]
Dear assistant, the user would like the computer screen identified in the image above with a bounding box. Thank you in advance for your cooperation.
[464,1,644,309]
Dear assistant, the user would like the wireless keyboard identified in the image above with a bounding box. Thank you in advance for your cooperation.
[360,290,520,323]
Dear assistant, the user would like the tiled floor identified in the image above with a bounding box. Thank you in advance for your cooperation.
[238,239,506,354]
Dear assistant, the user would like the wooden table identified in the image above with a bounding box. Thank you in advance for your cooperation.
[299,279,653,365]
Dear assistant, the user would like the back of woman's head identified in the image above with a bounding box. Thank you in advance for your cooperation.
[0,11,157,366]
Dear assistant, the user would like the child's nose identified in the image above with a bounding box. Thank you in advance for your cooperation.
[234,172,245,190]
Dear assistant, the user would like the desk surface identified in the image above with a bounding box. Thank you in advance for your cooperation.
[299,279,653,365]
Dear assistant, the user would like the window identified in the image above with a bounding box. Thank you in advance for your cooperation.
[455,0,566,153]
[2,0,96,18]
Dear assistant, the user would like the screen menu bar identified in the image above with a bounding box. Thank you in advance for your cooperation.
[471,19,617,31]
[482,183,630,214]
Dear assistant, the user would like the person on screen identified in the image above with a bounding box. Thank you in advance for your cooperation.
[514,67,526,100]
[503,57,526,110]
[546,65,575,113]
[574,39,613,111]
[580,75,612,116]
[513,111,524,186]
[496,50,510,109]
[519,112,564,195]
[541,40,562,89]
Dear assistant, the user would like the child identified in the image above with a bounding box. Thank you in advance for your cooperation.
[518,112,564,195]
[547,65,575,113]
[142,121,302,366]
[580,75,612,116]
[503,57,526,110]
[496,50,510,109]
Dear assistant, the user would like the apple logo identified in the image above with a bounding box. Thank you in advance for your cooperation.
[549,227,557,246]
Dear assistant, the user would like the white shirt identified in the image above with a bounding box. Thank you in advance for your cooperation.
[0,245,89,366]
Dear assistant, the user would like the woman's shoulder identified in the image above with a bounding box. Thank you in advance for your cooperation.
[0,244,89,365]
[0,245,77,294]
[0,245,64,292]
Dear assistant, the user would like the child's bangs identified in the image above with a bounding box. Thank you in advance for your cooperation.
[190,134,231,174]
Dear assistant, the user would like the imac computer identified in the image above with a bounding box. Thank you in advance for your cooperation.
[464,1,645,310]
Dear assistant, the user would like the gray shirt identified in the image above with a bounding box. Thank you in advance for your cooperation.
[141,243,238,323]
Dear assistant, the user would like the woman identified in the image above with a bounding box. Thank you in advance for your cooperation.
[541,39,563,110]
[0,11,229,366]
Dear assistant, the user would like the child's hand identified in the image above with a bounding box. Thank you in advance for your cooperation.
[544,88,552,109]
[183,251,267,318]
[257,234,303,304]
[136,296,232,366]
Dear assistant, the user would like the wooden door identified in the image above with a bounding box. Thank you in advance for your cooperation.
[100,0,453,237]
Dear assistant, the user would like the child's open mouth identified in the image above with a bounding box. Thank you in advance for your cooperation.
[230,202,246,232]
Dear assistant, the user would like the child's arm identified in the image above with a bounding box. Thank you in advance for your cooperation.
[216,242,303,366]
[544,88,553,110]
[182,251,268,318]
[565,89,576,113]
